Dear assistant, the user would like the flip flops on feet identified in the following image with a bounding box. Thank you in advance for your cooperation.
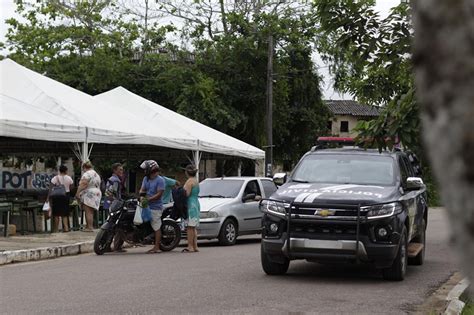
[146,249,161,254]
[181,248,196,253]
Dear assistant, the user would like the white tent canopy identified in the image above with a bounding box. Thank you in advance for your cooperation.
[0,59,197,155]
[95,87,264,160]
[0,93,86,142]
[0,59,264,167]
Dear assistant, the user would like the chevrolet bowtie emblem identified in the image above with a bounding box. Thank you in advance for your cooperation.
[314,209,335,217]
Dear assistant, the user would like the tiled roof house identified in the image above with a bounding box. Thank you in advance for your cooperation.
[325,100,381,136]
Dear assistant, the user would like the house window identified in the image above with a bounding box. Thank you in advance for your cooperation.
[327,121,332,133]
[340,121,349,133]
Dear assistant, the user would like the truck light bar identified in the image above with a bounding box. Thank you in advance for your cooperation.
[312,137,356,151]
[317,137,355,143]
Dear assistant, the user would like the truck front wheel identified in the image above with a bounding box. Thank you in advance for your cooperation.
[382,227,407,281]
[261,243,289,275]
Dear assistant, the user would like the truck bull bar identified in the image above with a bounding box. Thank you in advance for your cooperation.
[283,201,363,263]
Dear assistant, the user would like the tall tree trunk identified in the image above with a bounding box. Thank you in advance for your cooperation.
[140,0,149,65]
[413,0,474,290]
[219,0,228,34]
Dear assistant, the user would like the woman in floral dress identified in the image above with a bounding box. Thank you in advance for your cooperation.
[75,161,102,232]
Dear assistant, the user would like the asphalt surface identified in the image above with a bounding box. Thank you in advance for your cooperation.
[0,208,460,314]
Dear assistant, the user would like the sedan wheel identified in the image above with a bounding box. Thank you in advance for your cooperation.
[218,219,238,246]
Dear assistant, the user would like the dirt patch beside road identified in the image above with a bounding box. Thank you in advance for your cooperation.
[412,272,464,314]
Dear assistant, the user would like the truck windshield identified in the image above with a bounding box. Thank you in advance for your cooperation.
[199,179,244,198]
[292,154,395,186]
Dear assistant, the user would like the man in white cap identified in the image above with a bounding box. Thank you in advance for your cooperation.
[139,160,165,253]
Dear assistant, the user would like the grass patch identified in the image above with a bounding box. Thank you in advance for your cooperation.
[461,287,473,315]
[461,302,474,315]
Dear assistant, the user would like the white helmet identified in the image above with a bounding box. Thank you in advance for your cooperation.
[140,160,159,175]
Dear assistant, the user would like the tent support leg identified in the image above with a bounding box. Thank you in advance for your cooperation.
[255,159,265,177]
[70,143,82,161]
[82,141,88,163]
[237,161,242,177]
[194,149,200,182]
[193,141,201,182]
[81,128,91,164]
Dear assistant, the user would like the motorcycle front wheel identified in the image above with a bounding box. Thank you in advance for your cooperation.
[159,221,181,251]
[94,229,113,255]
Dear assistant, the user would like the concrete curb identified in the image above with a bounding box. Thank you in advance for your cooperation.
[444,278,470,315]
[0,241,94,266]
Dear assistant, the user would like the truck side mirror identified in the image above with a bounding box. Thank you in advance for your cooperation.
[273,173,287,186]
[406,177,424,191]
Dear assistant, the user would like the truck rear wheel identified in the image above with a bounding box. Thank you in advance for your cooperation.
[382,227,407,281]
[261,243,289,275]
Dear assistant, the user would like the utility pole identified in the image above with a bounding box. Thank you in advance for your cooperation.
[265,34,274,177]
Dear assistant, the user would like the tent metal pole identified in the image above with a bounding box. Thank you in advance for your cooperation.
[70,143,82,161]
[81,128,90,175]
[237,161,242,177]
[255,159,265,177]
[88,143,94,159]
[194,140,201,182]
[82,127,92,162]
[82,141,88,163]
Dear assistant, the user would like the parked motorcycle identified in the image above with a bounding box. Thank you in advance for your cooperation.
[94,199,181,255]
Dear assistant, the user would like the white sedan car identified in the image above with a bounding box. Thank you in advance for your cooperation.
[197,177,278,245]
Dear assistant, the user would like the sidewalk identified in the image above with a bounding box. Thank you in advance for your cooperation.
[0,230,97,265]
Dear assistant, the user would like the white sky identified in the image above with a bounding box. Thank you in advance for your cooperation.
[0,0,400,100]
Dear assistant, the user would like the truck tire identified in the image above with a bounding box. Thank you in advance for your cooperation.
[261,243,289,275]
[218,219,238,246]
[409,219,426,266]
[382,226,407,281]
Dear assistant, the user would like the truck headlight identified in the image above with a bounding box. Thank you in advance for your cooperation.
[362,202,402,220]
[260,200,287,217]
[200,211,219,219]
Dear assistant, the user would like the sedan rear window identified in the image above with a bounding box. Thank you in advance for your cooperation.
[292,154,395,186]
[199,179,244,198]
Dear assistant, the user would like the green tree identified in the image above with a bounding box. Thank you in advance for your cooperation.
[163,2,329,164]
[314,0,440,205]
[315,0,418,150]
[3,0,142,94]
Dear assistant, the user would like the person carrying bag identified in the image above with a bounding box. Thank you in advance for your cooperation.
[42,201,51,220]
[50,177,67,198]
[133,198,152,225]
[48,165,74,232]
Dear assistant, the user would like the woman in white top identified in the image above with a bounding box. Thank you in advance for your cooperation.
[49,165,74,232]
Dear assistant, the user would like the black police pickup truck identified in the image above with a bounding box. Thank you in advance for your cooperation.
[260,145,427,281]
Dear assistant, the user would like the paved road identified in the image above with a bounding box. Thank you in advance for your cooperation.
[0,208,459,314]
